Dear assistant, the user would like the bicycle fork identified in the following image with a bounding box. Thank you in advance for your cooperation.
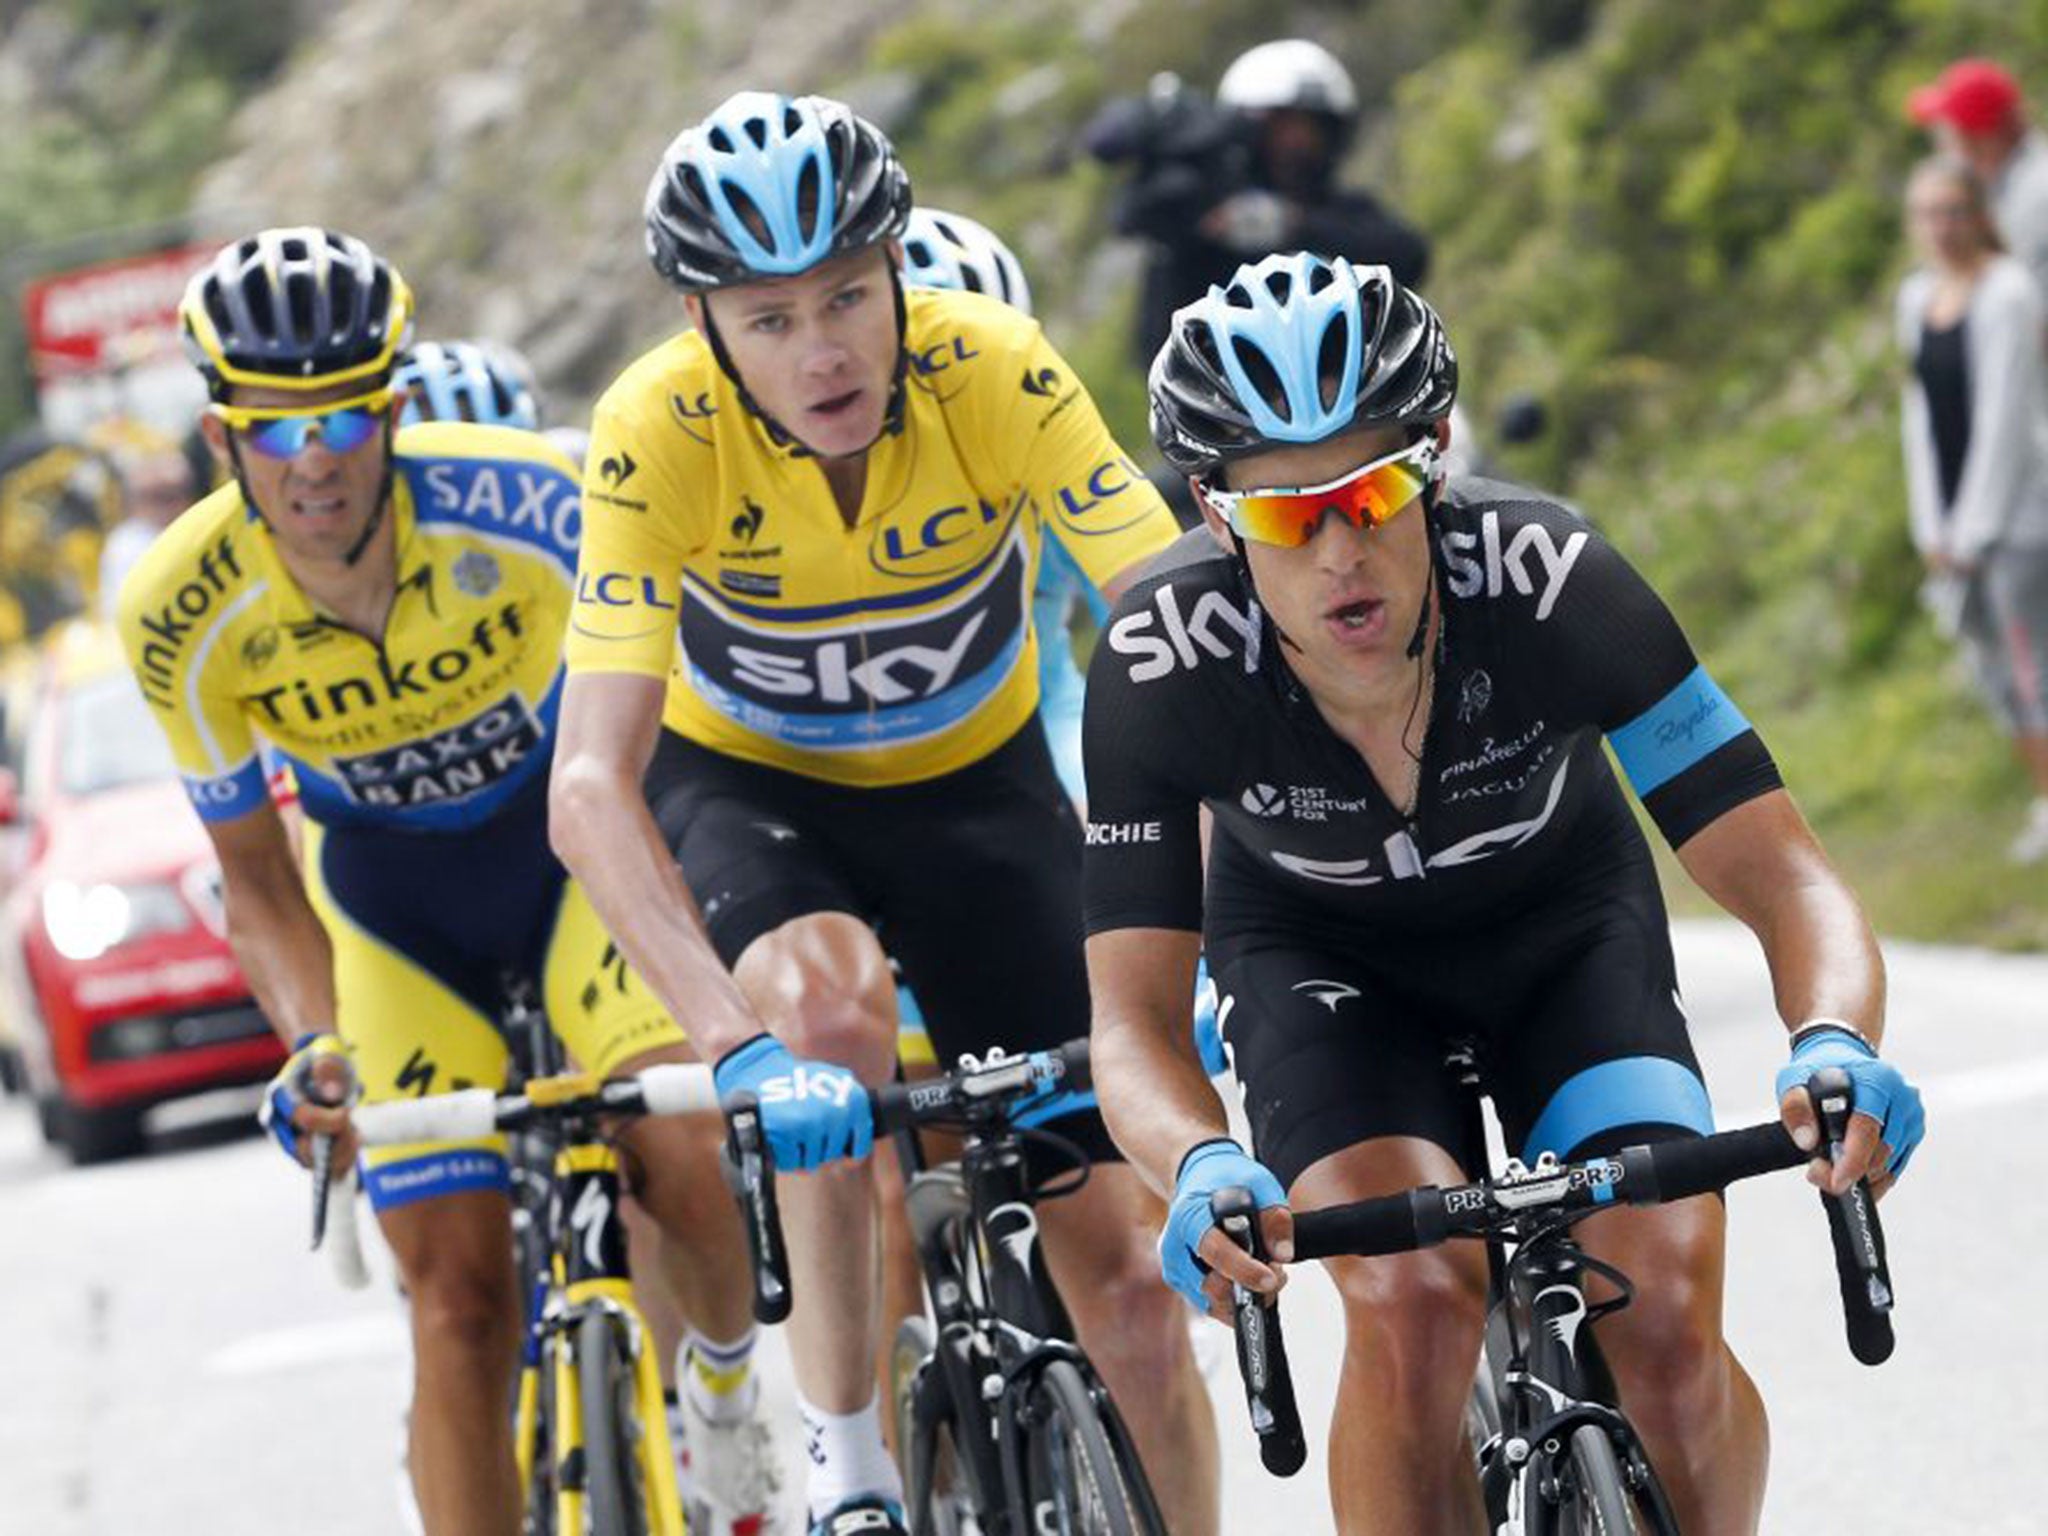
[525,1141,686,1536]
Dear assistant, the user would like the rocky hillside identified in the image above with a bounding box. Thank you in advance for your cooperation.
[4,0,2043,942]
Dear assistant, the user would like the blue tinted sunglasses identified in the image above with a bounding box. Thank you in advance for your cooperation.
[214,388,393,460]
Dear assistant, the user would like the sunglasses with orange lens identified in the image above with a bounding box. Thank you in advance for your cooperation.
[1203,440,1437,547]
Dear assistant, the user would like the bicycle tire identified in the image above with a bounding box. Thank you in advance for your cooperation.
[577,1310,651,1536]
[523,1348,558,1536]
[892,1316,979,1536]
[1563,1426,1641,1536]
[1021,1359,1142,1536]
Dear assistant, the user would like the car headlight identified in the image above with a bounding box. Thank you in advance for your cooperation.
[42,880,192,961]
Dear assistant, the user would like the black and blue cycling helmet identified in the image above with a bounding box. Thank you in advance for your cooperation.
[1149,252,1456,477]
[645,92,913,292]
[395,340,542,431]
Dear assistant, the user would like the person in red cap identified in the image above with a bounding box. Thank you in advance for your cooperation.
[1912,59,2048,300]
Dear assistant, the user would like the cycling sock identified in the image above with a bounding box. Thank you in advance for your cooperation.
[798,1392,903,1521]
[680,1326,759,1425]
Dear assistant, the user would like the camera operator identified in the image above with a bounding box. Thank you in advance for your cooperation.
[1084,38,1432,369]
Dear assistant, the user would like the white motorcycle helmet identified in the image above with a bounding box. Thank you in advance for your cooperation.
[1216,39,1358,121]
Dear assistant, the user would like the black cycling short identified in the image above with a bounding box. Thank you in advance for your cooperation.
[1210,857,1713,1192]
[645,723,1117,1163]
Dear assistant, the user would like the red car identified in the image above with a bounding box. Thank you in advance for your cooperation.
[0,624,280,1161]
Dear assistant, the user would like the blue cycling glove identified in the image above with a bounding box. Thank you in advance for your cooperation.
[1774,1026,1925,1178]
[1161,1137,1287,1311]
[258,1031,348,1164]
[1192,957,1229,1077]
[715,1033,873,1171]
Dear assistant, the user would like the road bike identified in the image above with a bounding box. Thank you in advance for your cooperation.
[726,1040,1168,1536]
[342,1055,721,1536]
[1216,1063,1896,1534]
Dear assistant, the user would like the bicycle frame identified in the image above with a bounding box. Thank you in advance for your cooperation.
[511,1077,686,1536]
[1476,1220,1678,1534]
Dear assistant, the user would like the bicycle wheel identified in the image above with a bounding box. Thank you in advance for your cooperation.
[892,1316,980,1536]
[577,1310,651,1536]
[1562,1426,1640,1536]
[1020,1360,1143,1536]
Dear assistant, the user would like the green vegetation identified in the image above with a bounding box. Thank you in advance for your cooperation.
[868,0,2047,944]
[0,1,301,431]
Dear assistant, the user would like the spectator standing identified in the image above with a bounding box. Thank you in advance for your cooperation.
[98,443,195,618]
[1896,155,2048,863]
[1085,38,1430,368]
[1911,59,2048,303]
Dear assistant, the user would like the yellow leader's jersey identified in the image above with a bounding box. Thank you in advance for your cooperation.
[566,287,1181,787]
[117,423,583,832]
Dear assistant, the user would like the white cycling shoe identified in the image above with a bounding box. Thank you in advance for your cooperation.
[671,1387,785,1536]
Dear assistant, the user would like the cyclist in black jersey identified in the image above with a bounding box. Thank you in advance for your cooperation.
[1082,253,1926,1535]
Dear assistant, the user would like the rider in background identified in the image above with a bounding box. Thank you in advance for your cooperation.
[1083,254,1925,1534]
[117,230,763,1536]
[551,93,1217,1535]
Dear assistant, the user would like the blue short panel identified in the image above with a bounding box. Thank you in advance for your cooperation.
[363,1148,511,1212]
[1522,1056,1714,1163]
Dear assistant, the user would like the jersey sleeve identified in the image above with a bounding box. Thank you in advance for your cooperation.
[1079,587,1206,934]
[116,562,267,823]
[997,324,1181,590]
[1534,521,1782,847]
[564,394,704,678]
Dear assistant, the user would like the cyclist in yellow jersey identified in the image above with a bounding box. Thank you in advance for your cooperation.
[552,94,1218,1536]
[117,228,761,1536]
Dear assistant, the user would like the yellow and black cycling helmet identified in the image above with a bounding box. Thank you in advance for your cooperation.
[180,227,414,399]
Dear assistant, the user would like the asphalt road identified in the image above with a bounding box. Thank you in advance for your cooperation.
[1,919,2039,1534]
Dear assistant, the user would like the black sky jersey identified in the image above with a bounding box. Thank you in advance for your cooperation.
[1080,479,1783,941]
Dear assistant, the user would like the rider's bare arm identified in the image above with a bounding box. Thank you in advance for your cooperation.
[1676,789,1885,1040]
[1087,926,1214,1194]
[547,671,765,1063]
[207,803,338,1046]
[1676,787,1889,1174]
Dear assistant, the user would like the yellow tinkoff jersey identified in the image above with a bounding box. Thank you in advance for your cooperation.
[566,287,1181,787]
[117,423,582,832]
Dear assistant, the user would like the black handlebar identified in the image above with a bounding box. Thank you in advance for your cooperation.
[1220,1071,1899,1468]
[1212,1187,1307,1477]
[721,1041,1092,1325]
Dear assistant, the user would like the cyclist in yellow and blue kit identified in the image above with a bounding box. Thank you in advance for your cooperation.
[549,95,1220,1535]
[117,228,762,1536]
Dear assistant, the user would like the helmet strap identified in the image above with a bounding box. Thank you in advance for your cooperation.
[343,417,399,567]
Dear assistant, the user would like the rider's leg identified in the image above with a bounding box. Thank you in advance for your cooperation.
[733,912,904,1513]
[379,1190,524,1536]
[1036,1160,1221,1536]
[1291,1138,1491,1536]
[1577,1198,1767,1536]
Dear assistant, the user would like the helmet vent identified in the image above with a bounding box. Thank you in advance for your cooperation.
[794,157,824,244]
[280,234,310,263]
[1306,261,1337,295]
[709,125,736,155]
[283,271,316,342]
[366,270,391,337]
[1263,269,1294,306]
[725,183,772,250]
[782,104,804,137]
[1315,321,1349,412]
[1228,337,1288,421]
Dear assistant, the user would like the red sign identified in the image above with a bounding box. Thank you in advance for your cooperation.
[20,242,217,382]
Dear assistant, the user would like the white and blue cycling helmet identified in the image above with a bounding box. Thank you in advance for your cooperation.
[899,207,1034,316]
[644,91,912,292]
[394,340,542,430]
[1148,251,1456,477]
